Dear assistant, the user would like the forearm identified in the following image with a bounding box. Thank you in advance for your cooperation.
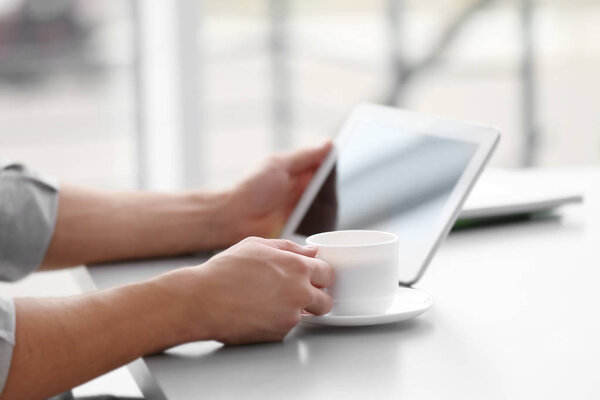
[1,273,198,400]
[1,237,334,399]
[42,185,239,268]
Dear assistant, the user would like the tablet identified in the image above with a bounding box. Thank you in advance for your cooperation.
[281,103,500,286]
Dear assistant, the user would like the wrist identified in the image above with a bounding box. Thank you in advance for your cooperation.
[103,278,190,354]
[147,266,215,345]
[185,189,242,249]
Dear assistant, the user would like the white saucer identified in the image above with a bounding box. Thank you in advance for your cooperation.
[301,287,433,327]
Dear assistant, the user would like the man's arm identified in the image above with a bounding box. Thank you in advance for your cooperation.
[3,277,184,399]
[0,143,333,398]
[3,238,334,400]
[41,186,237,268]
[41,141,332,269]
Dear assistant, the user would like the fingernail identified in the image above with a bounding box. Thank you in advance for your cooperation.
[305,245,318,252]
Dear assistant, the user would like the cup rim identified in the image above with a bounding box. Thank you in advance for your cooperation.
[306,230,398,248]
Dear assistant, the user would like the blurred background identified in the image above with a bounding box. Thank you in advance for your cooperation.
[1,0,599,192]
[0,0,599,395]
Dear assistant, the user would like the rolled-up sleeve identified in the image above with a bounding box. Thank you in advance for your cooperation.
[0,160,59,281]
[0,159,59,394]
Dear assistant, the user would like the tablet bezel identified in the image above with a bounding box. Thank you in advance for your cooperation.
[281,102,500,286]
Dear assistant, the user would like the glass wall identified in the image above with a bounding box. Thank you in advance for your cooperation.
[2,0,599,190]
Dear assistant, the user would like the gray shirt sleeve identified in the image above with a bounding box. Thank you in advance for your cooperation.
[0,159,59,281]
[0,296,16,395]
[0,159,59,394]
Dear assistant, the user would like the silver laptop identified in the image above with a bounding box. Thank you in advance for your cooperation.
[460,168,583,221]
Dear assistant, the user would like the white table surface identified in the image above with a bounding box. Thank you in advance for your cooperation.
[85,168,600,399]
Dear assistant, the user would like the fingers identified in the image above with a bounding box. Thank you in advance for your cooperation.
[277,141,332,174]
[237,237,335,318]
[255,238,333,288]
[304,287,333,316]
[291,169,316,199]
[284,169,316,216]
[249,237,318,258]
[308,258,334,289]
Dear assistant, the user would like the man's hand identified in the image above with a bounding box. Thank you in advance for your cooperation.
[40,142,332,268]
[225,142,332,239]
[165,237,334,345]
[5,237,333,399]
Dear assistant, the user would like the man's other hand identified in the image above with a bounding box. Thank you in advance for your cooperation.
[226,142,332,239]
[163,237,334,345]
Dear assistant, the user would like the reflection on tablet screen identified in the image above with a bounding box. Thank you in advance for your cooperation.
[296,122,478,277]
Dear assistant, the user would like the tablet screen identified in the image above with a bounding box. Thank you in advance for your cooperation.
[295,121,479,280]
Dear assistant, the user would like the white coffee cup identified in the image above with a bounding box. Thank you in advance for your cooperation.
[306,230,399,316]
